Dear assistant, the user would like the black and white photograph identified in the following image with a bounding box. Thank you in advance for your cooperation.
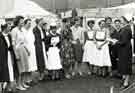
[0,0,135,93]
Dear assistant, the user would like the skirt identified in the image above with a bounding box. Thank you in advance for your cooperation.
[46,47,62,70]
[72,43,83,63]
[28,45,37,72]
[93,41,111,67]
[83,40,96,64]
[16,45,29,73]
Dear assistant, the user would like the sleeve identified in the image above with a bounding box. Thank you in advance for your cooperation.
[117,27,132,46]
[0,38,3,72]
[10,29,20,59]
[10,28,17,47]
[23,33,30,53]
[84,32,88,44]
[80,28,85,45]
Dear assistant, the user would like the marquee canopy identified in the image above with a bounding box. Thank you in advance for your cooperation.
[0,0,57,18]
[61,2,135,18]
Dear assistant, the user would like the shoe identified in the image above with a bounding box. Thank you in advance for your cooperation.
[120,84,130,90]
[71,72,75,76]
[16,86,27,91]
[79,72,83,76]
[23,83,30,88]
[26,81,36,87]
[87,72,92,75]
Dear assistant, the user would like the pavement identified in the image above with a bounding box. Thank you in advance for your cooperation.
[17,74,135,93]
[17,63,135,93]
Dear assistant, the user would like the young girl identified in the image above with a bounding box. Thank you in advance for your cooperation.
[46,23,63,80]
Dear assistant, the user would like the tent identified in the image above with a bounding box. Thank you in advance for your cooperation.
[79,2,135,18]
[1,0,57,18]
[61,2,135,18]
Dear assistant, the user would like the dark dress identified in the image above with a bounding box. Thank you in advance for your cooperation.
[60,28,75,70]
[0,33,17,82]
[45,32,61,52]
[109,29,120,70]
[33,26,46,73]
[116,25,132,75]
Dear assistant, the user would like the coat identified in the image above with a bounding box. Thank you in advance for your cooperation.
[33,26,46,72]
[116,25,132,75]
[0,33,17,82]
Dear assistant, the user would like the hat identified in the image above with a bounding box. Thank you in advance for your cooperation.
[50,22,57,29]
[124,14,133,21]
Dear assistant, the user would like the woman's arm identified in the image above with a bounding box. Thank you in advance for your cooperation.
[99,29,109,48]
[116,27,132,46]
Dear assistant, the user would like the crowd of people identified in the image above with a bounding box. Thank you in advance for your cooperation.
[0,15,134,93]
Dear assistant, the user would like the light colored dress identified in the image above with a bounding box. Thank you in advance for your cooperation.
[83,29,96,64]
[46,36,62,70]
[11,27,29,73]
[22,27,37,72]
[93,28,111,67]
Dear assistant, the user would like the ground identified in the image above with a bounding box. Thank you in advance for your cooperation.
[17,63,135,93]
[17,74,135,93]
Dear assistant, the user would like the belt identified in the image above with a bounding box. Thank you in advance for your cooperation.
[87,39,93,41]
[95,39,105,41]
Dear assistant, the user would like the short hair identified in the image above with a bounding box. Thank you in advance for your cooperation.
[114,19,121,23]
[24,19,31,25]
[62,19,67,23]
[98,20,105,26]
[14,16,24,26]
[50,26,57,30]
[121,16,129,24]
[1,24,8,31]
[105,17,112,22]
[35,18,43,25]
[87,20,95,26]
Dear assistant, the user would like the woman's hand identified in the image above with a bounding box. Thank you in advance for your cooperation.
[97,45,102,50]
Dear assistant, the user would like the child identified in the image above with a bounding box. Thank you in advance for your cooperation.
[46,23,63,80]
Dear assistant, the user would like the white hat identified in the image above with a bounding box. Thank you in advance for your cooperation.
[50,22,57,26]
[124,13,133,21]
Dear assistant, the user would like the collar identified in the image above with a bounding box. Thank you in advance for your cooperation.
[50,30,57,36]
[2,32,8,37]
[37,25,42,31]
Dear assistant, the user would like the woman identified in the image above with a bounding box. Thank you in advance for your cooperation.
[82,20,96,75]
[22,19,37,85]
[70,18,84,76]
[46,23,62,80]
[11,16,30,90]
[116,16,132,89]
[0,23,15,92]
[93,20,111,77]
[33,18,47,81]
[61,19,75,79]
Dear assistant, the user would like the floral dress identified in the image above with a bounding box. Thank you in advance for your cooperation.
[60,28,75,67]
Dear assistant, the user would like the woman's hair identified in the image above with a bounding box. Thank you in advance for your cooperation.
[87,20,95,26]
[98,20,105,26]
[24,19,31,25]
[105,17,112,22]
[121,16,129,24]
[14,16,24,26]
[114,19,121,23]
[1,24,8,31]
[35,18,43,25]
